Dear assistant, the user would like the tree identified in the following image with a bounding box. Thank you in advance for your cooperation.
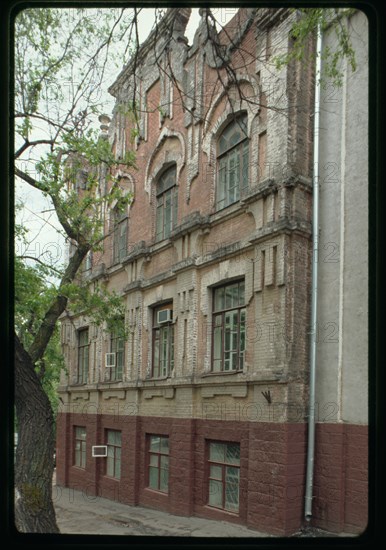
[13,6,358,533]
[14,7,135,532]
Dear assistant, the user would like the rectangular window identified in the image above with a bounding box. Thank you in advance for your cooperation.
[212,281,245,372]
[77,328,89,384]
[152,304,174,378]
[74,426,86,469]
[106,322,125,382]
[106,430,121,479]
[148,435,169,493]
[208,441,240,513]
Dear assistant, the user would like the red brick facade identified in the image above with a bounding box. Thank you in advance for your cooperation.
[56,413,367,535]
[56,7,368,537]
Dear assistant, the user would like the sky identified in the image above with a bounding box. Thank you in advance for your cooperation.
[15,7,237,278]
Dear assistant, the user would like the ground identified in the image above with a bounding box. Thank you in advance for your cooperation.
[52,471,345,538]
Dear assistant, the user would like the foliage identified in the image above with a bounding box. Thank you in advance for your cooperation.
[15,253,63,414]
[274,8,357,87]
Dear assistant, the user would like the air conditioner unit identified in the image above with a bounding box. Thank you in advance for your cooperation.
[157,309,172,324]
[92,445,107,457]
[105,352,116,368]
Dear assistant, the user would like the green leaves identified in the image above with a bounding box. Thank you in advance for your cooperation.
[60,282,126,336]
[273,8,357,88]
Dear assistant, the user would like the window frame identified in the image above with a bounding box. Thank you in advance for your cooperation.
[105,429,122,480]
[152,304,174,379]
[147,434,169,494]
[211,280,246,373]
[77,328,89,384]
[216,114,249,211]
[155,165,178,241]
[106,323,125,382]
[74,426,87,469]
[112,206,128,264]
[207,441,240,513]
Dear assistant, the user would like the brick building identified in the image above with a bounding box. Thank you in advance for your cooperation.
[56,8,368,536]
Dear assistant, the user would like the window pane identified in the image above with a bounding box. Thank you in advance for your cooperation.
[150,436,160,452]
[225,480,239,511]
[107,431,115,445]
[225,328,231,353]
[149,454,158,467]
[209,479,223,508]
[224,358,231,371]
[242,142,249,189]
[210,442,225,462]
[210,464,222,479]
[160,437,169,454]
[76,427,86,439]
[213,359,222,372]
[160,466,169,492]
[160,455,169,471]
[217,158,227,208]
[226,444,240,465]
[240,309,246,352]
[107,456,114,477]
[213,326,222,361]
[172,187,178,229]
[153,330,160,377]
[225,285,233,309]
[149,466,159,490]
[164,190,172,238]
[115,457,121,479]
[239,281,245,305]
[214,288,225,311]
[156,202,164,240]
[169,328,174,373]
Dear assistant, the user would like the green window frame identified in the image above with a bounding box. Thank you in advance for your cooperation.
[152,305,174,378]
[148,435,169,493]
[106,430,121,479]
[216,114,249,211]
[208,441,240,513]
[107,324,125,382]
[212,280,246,372]
[77,328,89,384]
[113,207,128,264]
[156,166,178,241]
[74,426,87,469]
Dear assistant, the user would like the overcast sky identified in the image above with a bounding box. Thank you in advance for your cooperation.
[15,8,236,276]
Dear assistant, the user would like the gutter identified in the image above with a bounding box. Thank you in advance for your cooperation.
[304,24,322,522]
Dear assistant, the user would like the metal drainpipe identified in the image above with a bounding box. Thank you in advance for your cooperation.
[304,23,322,522]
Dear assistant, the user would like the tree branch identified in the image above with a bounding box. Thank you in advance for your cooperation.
[28,241,91,364]
[15,139,55,159]
[18,255,63,276]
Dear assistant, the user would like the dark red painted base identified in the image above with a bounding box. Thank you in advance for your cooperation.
[312,423,368,534]
[56,414,367,536]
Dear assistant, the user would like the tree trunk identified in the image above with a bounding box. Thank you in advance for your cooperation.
[14,334,59,533]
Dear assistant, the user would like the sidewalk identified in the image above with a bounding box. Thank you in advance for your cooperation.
[53,481,269,537]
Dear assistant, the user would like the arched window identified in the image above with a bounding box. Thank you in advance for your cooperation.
[156,165,178,241]
[216,114,249,211]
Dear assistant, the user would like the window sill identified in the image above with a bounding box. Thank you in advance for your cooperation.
[102,474,120,482]
[144,487,169,497]
[204,504,239,517]
[200,370,244,378]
